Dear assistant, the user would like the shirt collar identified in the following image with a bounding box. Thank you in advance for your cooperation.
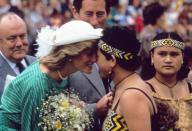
[0,51,27,69]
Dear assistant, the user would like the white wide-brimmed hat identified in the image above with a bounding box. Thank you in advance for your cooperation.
[36,20,103,57]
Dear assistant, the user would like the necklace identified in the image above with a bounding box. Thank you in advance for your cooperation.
[57,70,67,80]
[57,70,71,99]
[112,72,135,108]
[154,76,178,98]
[115,72,135,88]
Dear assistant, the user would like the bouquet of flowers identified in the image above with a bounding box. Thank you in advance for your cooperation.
[37,89,93,131]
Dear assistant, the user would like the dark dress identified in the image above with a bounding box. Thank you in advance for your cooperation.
[147,82,192,131]
[103,83,192,131]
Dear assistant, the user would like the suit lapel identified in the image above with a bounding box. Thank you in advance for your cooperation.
[0,54,17,77]
[25,55,36,65]
[0,55,36,78]
[24,57,30,66]
[83,65,106,96]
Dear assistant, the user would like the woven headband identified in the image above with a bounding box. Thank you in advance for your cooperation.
[151,38,184,50]
[98,40,134,61]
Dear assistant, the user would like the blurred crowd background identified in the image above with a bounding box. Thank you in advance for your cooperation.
[0,0,191,56]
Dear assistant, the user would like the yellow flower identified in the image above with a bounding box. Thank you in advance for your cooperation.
[60,100,69,109]
[38,91,92,130]
[55,120,62,129]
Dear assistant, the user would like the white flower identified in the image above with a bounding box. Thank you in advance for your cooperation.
[38,90,93,131]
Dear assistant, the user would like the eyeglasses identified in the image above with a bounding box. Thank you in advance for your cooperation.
[0,34,28,43]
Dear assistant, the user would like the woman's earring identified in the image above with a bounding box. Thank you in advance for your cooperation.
[108,71,112,75]
[151,61,154,66]
[68,59,72,62]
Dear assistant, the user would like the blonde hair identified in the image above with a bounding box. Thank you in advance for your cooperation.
[40,40,98,71]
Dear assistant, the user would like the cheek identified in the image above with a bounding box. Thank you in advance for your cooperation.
[78,13,89,21]
[23,41,29,46]
[99,64,108,72]
[96,60,104,71]
[153,57,162,69]
[175,58,183,68]
[96,57,102,66]
[153,56,162,64]
[98,64,110,78]
[2,44,14,54]
[72,60,85,70]
[153,63,161,71]
[3,41,14,48]
[81,17,90,22]
[96,52,110,72]
[99,16,106,21]
[98,17,107,23]
[97,59,108,73]
[96,53,103,66]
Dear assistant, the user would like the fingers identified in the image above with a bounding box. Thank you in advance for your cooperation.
[96,92,114,111]
[106,92,113,108]
[107,99,112,107]
[107,92,113,102]
[106,92,113,97]
[108,96,113,101]
[79,101,86,107]
[69,99,85,108]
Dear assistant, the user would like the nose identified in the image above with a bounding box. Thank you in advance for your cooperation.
[15,36,28,47]
[90,16,99,28]
[15,37,23,47]
[164,55,172,63]
[90,54,97,63]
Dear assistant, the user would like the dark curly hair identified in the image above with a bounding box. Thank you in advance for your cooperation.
[100,26,141,71]
[141,32,190,80]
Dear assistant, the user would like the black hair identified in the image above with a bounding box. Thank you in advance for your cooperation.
[184,46,192,60]
[143,2,166,25]
[184,46,192,67]
[140,32,190,80]
[100,26,141,71]
[73,0,111,14]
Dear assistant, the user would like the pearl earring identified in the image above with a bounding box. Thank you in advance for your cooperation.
[68,59,72,62]
[151,61,154,66]
[108,71,112,75]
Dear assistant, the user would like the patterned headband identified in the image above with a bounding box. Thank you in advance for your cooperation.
[151,38,185,50]
[98,40,134,61]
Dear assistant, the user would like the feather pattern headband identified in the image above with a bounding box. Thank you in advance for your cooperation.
[98,40,134,61]
[151,38,184,50]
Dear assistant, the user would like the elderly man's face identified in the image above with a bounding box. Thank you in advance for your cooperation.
[0,14,29,63]
[72,0,107,28]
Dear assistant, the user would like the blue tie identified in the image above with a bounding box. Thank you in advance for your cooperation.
[16,62,25,73]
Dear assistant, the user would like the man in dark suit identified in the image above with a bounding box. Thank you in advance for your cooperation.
[0,12,36,97]
[70,0,113,130]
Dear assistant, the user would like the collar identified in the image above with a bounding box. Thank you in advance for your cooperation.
[0,51,27,69]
